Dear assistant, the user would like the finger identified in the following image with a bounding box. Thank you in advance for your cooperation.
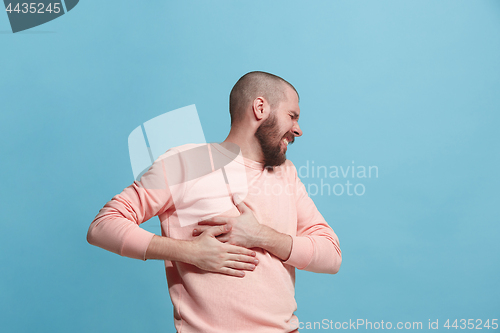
[205,224,231,237]
[198,216,229,225]
[227,253,259,265]
[233,194,249,214]
[192,226,212,236]
[218,267,246,278]
[215,235,229,242]
[225,244,256,257]
[224,260,256,271]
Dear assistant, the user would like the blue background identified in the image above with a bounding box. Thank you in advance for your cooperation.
[1,1,499,332]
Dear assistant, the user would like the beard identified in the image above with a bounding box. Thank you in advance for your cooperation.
[255,113,293,167]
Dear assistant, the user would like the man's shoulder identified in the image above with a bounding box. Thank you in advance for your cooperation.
[274,159,298,177]
[156,143,207,161]
[170,143,206,153]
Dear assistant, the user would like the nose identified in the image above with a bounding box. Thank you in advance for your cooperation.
[292,122,303,137]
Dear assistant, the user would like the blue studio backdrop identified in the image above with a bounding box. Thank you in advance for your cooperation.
[1,1,499,332]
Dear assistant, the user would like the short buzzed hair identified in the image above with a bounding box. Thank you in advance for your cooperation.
[229,71,299,125]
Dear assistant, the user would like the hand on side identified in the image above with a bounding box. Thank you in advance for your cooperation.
[192,196,293,261]
[187,224,259,277]
[145,223,259,278]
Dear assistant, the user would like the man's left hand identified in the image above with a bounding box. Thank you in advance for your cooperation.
[192,196,263,249]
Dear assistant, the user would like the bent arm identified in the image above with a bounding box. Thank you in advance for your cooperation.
[282,164,342,274]
[87,150,258,276]
[87,154,174,260]
[195,164,341,271]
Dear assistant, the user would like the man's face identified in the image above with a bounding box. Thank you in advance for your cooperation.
[255,86,302,167]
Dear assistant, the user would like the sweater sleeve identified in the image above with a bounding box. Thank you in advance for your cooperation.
[283,162,342,274]
[87,150,177,261]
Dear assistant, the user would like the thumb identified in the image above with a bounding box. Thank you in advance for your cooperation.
[205,224,231,237]
[233,194,249,213]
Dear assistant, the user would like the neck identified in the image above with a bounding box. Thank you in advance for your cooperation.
[220,125,264,163]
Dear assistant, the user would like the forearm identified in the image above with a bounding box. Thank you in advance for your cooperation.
[145,235,195,264]
[254,225,292,261]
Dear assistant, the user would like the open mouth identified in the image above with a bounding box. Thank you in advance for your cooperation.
[281,138,288,151]
[281,135,294,150]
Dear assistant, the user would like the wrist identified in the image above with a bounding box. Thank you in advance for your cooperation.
[146,235,192,263]
[254,226,292,261]
[252,224,269,249]
[178,239,197,265]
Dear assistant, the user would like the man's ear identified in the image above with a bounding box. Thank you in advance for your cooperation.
[252,97,269,121]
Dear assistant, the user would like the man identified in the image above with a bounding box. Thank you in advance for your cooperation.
[87,71,342,332]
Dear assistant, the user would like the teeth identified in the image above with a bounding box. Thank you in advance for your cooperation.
[283,138,289,146]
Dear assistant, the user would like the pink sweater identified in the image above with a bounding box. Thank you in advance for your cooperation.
[87,143,342,333]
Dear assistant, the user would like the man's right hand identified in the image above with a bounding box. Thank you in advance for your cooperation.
[187,224,259,277]
[145,225,259,278]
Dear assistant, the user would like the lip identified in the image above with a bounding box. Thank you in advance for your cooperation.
[281,139,288,151]
[283,134,294,145]
[281,137,292,151]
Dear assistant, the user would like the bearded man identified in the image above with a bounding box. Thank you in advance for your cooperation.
[87,71,342,333]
